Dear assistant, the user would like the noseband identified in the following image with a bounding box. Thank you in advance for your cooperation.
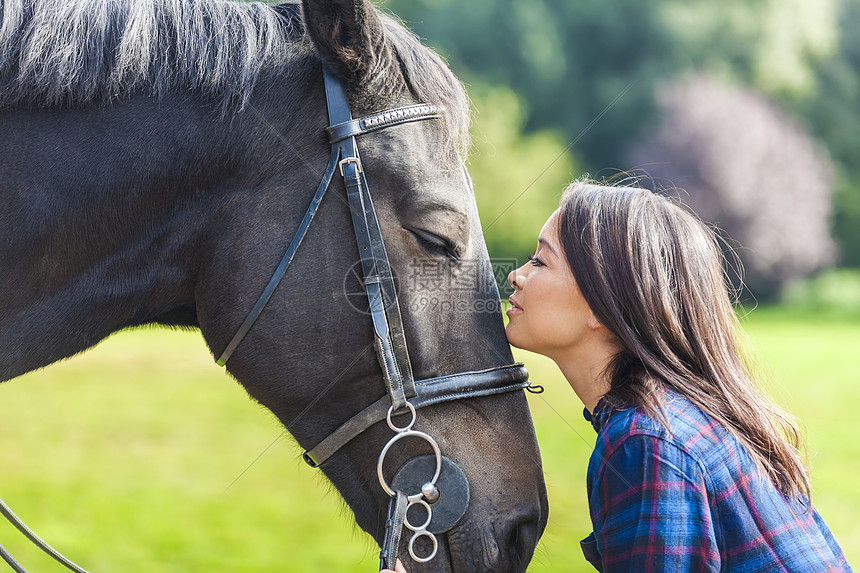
[217,63,536,568]
[0,62,537,573]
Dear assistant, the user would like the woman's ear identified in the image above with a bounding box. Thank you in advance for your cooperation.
[588,313,622,349]
[587,312,603,331]
[302,0,400,95]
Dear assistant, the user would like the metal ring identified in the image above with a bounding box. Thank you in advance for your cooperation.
[386,402,416,432]
[403,499,433,532]
[377,430,442,497]
[408,530,438,563]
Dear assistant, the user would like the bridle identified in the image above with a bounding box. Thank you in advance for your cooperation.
[219,63,536,568]
[0,62,538,572]
[245,62,536,568]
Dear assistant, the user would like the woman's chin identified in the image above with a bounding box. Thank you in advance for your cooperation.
[504,327,526,351]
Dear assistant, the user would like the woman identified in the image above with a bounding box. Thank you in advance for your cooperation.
[504,179,851,571]
[381,178,852,571]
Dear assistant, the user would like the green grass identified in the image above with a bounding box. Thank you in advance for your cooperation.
[0,331,381,572]
[1,309,857,571]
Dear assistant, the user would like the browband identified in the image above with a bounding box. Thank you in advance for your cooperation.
[302,363,531,467]
[326,104,444,143]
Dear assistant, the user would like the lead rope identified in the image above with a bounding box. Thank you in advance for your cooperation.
[0,496,91,573]
[0,542,26,573]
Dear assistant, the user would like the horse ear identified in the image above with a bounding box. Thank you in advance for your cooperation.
[302,0,400,93]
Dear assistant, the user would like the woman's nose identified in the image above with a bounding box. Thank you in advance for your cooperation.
[508,265,525,290]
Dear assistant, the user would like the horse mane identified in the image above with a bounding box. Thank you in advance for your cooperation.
[0,0,469,153]
[0,0,302,111]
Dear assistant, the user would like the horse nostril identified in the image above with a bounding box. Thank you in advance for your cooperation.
[509,516,540,567]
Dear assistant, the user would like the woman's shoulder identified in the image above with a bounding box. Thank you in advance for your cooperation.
[593,389,735,466]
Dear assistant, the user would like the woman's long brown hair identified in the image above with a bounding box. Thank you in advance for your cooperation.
[559,179,810,499]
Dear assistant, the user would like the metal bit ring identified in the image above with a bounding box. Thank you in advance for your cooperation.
[408,530,438,563]
[386,402,416,432]
[377,429,442,498]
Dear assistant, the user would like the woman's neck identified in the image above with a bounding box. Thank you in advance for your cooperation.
[551,338,616,413]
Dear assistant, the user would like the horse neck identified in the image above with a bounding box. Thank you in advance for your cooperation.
[0,90,297,381]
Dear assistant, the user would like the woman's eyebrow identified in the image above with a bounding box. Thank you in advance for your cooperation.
[537,237,559,257]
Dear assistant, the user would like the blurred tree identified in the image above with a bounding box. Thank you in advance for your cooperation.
[797,0,860,266]
[467,84,577,264]
[628,74,836,299]
[381,0,860,274]
[657,0,837,100]
[382,0,837,171]
[383,0,673,170]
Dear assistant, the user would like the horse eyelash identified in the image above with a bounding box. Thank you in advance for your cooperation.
[409,229,460,261]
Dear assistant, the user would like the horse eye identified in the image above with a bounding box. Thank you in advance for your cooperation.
[407,228,460,260]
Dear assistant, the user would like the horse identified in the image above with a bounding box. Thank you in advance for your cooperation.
[0,0,548,571]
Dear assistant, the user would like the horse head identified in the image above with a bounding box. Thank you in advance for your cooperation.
[197,1,547,569]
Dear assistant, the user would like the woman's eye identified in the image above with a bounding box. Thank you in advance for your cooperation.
[409,228,460,260]
[527,253,544,267]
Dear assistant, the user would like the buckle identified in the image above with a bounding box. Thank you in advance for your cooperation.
[339,157,362,177]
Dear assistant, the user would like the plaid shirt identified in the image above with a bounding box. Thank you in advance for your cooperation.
[581,390,852,572]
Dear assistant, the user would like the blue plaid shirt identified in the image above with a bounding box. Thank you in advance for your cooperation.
[581,390,852,572]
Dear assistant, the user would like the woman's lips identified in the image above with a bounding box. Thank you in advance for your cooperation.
[506,297,522,317]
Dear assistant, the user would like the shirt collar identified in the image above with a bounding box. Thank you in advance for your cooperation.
[582,396,613,433]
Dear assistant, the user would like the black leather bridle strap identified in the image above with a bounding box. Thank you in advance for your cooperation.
[302,363,531,467]
[323,63,418,409]
[379,491,409,570]
[339,149,413,408]
[216,141,341,366]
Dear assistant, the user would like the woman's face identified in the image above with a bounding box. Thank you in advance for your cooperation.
[506,210,596,359]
